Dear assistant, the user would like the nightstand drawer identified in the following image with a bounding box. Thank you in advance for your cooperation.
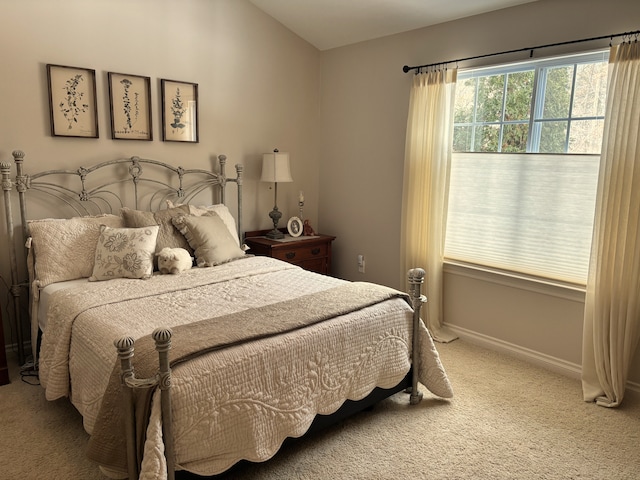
[298,257,325,273]
[272,243,328,262]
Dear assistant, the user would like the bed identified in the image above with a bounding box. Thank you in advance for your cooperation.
[0,150,453,480]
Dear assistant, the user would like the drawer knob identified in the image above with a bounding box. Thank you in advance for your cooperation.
[311,248,321,255]
[286,252,296,259]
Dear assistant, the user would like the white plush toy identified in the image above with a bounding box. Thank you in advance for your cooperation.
[157,247,193,274]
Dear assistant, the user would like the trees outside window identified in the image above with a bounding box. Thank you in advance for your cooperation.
[453,51,608,154]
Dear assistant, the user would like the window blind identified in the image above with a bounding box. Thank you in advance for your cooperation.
[444,152,600,284]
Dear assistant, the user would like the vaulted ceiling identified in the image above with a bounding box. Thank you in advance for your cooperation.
[249,0,540,50]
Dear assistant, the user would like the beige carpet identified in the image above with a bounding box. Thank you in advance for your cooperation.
[1,340,639,479]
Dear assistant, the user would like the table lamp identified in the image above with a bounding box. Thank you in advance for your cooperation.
[260,149,293,239]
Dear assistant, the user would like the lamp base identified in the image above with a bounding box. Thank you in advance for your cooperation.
[266,228,284,239]
[267,205,284,239]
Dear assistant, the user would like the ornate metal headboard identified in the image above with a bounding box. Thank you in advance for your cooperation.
[0,150,244,364]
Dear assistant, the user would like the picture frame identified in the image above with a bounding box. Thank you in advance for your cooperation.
[108,72,152,141]
[161,79,198,143]
[287,216,303,237]
[47,64,98,138]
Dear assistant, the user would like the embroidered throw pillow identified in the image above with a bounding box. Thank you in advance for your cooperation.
[89,225,159,281]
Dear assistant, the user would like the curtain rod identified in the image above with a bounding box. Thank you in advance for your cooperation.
[402,29,640,73]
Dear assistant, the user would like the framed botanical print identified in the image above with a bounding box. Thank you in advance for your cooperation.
[108,72,152,140]
[47,64,99,138]
[161,79,198,143]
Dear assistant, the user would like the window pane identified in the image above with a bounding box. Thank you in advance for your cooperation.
[474,125,499,152]
[538,121,567,153]
[502,123,528,152]
[453,125,473,152]
[476,75,504,122]
[542,66,573,119]
[568,119,605,154]
[454,78,477,123]
[505,70,534,121]
[573,62,608,117]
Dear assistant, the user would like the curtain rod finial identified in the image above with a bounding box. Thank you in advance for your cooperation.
[403,65,411,73]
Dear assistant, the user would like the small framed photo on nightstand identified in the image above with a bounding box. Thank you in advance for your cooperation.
[287,217,303,237]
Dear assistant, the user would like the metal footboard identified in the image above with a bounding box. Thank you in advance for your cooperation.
[115,268,427,479]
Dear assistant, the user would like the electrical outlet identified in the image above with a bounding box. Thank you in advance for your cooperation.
[357,254,365,273]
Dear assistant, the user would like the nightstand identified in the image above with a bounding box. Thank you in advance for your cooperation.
[244,233,335,275]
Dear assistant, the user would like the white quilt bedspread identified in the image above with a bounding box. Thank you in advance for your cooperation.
[38,256,452,478]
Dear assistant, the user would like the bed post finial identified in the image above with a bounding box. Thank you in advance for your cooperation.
[13,151,25,191]
[408,267,425,282]
[152,328,172,390]
[408,267,426,310]
[407,268,427,405]
[1,163,11,190]
[234,163,243,184]
[12,150,25,163]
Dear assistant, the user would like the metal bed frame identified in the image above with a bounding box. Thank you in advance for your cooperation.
[1,150,426,480]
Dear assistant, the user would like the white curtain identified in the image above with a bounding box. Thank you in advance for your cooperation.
[401,68,458,343]
[582,40,640,407]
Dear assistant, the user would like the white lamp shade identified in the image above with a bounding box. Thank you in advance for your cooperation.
[260,151,293,183]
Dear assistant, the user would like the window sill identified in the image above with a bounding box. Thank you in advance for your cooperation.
[443,260,586,303]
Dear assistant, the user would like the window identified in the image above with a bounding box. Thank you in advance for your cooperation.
[445,51,609,285]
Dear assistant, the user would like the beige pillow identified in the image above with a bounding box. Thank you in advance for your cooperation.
[121,205,191,253]
[172,212,245,267]
[28,214,125,287]
[89,225,159,281]
[167,201,240,246]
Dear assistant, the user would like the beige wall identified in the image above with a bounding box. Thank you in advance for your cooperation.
[0,0,321,346]
[318,0,640,383]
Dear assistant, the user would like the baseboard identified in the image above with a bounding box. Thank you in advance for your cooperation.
[445,324,640,395]
[445,323,582,378]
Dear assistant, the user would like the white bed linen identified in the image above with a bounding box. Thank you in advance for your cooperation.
[38,278,88,330]
[37,256,452,477]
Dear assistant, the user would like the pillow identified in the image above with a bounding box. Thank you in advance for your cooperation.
[89,225,159,281]
[28,214,125,287]
[121,205,191,253]
[172,212,245,267]
[167,200,240,246]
